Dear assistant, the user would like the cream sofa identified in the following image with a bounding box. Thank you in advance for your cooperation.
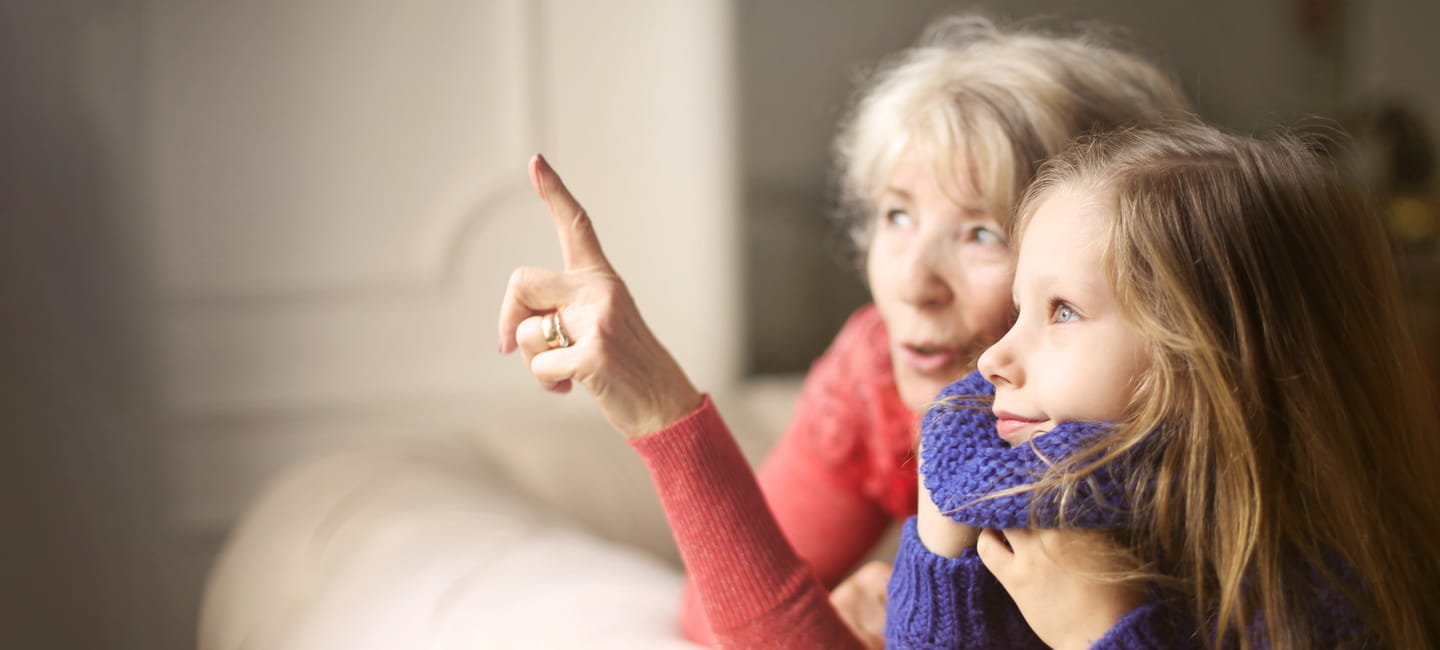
[198,380,803,650]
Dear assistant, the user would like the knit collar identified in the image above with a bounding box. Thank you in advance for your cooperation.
[920,370,1137,530]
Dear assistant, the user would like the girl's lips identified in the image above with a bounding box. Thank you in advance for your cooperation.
[897,344,958,374]
[994,416,1043,444]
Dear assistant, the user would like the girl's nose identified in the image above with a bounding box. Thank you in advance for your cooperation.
[977,327,1020,387]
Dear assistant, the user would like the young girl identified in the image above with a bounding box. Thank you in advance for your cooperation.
[891,122,1440,648]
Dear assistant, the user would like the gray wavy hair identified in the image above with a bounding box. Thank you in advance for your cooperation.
[832,14,1193,260]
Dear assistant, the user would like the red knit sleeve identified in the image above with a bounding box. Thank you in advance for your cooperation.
[632,397,866,649]
[674,305,918,645]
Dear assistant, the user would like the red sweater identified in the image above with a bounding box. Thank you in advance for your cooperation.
[631,305,919,647]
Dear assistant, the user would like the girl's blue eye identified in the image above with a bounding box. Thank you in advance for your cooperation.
[1053,303,1079,323]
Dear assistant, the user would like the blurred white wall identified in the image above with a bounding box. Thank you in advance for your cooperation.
[137,1,738,645]
[142,0,739,534]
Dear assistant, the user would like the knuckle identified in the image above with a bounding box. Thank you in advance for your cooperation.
[588,352,612,378]
[572,209,594,234]
[507,266,537,292]
[594,284,629,315]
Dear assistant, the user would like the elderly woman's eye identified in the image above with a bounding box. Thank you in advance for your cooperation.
[883,209,914,227]
[970,226,1007,246]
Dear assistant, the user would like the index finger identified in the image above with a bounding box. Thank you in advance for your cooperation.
[529,154,611,271]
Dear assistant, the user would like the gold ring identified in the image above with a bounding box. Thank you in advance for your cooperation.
[541,311,572,349]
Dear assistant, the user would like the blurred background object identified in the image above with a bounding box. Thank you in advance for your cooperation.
[3,1,1436,648]
[1353,102,1438,245]
[1343,99,1440,393]
[1,2,169,648]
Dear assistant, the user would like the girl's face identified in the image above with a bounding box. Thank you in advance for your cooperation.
[976,187,1150,446]
[867,153,1015,414]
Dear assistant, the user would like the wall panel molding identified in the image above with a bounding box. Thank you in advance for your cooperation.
[142,0,540,302]
[143,0,742,536]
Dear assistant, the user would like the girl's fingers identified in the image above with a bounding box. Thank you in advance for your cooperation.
[976,528,1005,561]
[976,528,1020,579]
[998,527,1030,549]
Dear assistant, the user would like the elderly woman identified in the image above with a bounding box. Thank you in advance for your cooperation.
[500,14,1191,647]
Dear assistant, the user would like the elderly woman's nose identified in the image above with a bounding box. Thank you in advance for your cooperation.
[894,238,955,308]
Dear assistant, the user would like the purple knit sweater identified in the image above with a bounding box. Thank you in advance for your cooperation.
[883,371,1370,649]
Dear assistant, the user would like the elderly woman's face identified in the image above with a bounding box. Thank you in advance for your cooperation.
[866,153,1015,413]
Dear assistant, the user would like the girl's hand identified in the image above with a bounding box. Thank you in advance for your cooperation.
[914,448,980,558]
[829,560,892,649]
[977,527,1145,650]
[498,155,702,439]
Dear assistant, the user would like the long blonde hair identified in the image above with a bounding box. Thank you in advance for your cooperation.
[1014,123,1440,649]
[832,13,1191,258]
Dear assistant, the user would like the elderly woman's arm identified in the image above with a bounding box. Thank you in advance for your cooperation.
[682,305,910,647]
[499,155,866,648]
[633,397,868,648]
